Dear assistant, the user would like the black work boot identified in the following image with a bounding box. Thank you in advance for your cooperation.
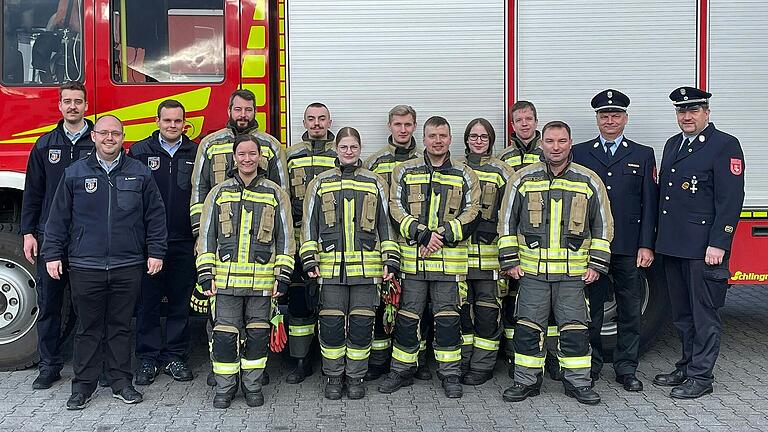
[414,363,432,380]
[461,370,493,386]
[324,376,343,400]
[347,377,366,400]
[377,371,414,394]
[653,369,686,387]
[213,392,234,409]
[503,382,541,402]
[286,358,313,384]
[441,375,463,398]
[244,390,265,407]
[564,382,601,405]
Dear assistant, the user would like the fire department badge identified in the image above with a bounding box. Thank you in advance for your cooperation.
[85,178,97,193]
[682,182,690,190]
[730,158,743,176]
[48,149,61,164]
[148,156,160,171]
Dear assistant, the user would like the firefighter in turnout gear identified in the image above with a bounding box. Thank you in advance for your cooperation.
[300,127,400,400]
[190,89,287,387]
[459,118,514,386]
[498,121,614,405]
[362,105,429,381]
[378,116,480,399]
[284,102,337,383]
[197,135,294,409]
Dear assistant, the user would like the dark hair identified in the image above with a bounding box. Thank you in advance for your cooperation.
[229,89,256,109]
[335,127,361,146]
[157,99,185,118]
[510,100,537,121]
[232,134,261,153]
[304,102,330,116]
[423,115,451,135]
[541,120,571,139]
[463,118,496,147]
[59,81,86,100]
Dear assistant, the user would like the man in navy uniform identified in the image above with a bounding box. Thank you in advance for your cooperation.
[572,89,658,392]
[653,87,744,399]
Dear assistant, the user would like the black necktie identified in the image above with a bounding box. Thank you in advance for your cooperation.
[605,141,616,158]
[677,137,691,156]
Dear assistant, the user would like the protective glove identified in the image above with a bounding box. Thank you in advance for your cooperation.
[189,283,209,314]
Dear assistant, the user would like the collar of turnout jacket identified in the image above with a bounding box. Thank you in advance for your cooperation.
[363,136,419,185]
[299,161,400,285]
[285,131,338,220]
[497,131,543,170]
[497,160,614,281]
[195,174,295,295]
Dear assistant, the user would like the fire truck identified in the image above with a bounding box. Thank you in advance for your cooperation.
[0,0,765,370]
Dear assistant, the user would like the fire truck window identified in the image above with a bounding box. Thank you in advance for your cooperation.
[111,0,224,84]
[2,0,84,85]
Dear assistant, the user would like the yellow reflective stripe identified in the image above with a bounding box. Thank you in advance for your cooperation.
[399,244,469,275]
[393,346,418,364]
[400,215,417,238]
[215,261,275,274]
[216,190,278,207]
[498,235,519,250]
[241,357,267,370]
[432,172,464,188]
[559,355,591,370]
[207,142,233,157]
[449,219,463,241]
[506,155,522,166]
[373,162,397,175]
[372,339,391,350]
[549,198,562,253]
[590,238,611,253]
[346,346,371,361]
[405,173,430,184]
[344,198,355,254]
[547,326,560,337]
[238,208,253,262]
[289,324,315,336]
[522,154,540,164]
[275,254,294,268]
[428,192,440,230]
[434,349,461,363]
[288,155,336,169]
[381,240,399,255]
[514,353,545,369]
[197,252,216,267]
[519,180,593,197]
[504,328,515,339]
[475,170,504,187]
[462,334,474,346]
[473,337,500,351]
[321,345,346,360]
[190,202,203,216]
[213,362,240,375]
[300,240,319,255]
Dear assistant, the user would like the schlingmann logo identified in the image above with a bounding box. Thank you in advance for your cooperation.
[730,271,768,282]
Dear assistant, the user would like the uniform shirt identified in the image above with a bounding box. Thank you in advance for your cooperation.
[96,152,120,174]
[64,122,89,144]
[599,135,624,156]
[363,136,419,185]
[160,136,182,157]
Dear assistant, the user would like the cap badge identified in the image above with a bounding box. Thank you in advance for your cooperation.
[680,88,686,95]
[607,91,613,98]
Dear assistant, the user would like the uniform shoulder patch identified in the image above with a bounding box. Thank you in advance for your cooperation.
[730,158,743,176]
[48,149,61,164]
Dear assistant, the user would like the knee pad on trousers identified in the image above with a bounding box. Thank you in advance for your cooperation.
[474,301,501,339]
[319,310,345,347]
[394,309,420,348]
[348,309,375,347]
[244,322,270,359]
[434,310,461,347]
[513,320,544,356]
[558,324,590,356]
[212,325,239,363]
[459,303,474,334]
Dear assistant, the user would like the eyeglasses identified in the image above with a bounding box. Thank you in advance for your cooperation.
[94,130,124,138]
[468,134,490,142]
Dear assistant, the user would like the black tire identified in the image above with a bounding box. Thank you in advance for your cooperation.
[599,256,669,363]
[0,224,72,371]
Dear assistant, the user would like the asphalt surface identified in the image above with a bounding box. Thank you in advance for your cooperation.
[1,284,767,431]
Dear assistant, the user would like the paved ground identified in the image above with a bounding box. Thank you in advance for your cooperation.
[1,284,767,432]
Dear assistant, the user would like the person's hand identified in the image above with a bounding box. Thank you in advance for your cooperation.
[46,260,62,280]
[147,258,163,275]
[308,266,321,278]
[23,234,37,264]
[582,268,600,284]
[636,247,654,268]
[383,265,393,281]
[203,279,216,297]
[273,280,289,298]
[705,246,726,266]
[508,266,524,280]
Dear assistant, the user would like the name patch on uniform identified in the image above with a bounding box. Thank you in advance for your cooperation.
[148,157,160,171]
[85,178,97,193]
[730,158,743,176]
[48,149,61,164]
[626,163,640,168]
[725,225,734,233]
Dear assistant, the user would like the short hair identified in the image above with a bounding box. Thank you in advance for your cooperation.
[59,81,86,100]
[304,102,330,117]
[541,120,571,139]
[94,114,123,130]
[232,134,261,153]
[228,89,256,109]
[423,116,451,135]
[157,99,186,118]
[388,105,417,124]
[335,127,361,146]
[463,118,496,147]
[510,100,538,121]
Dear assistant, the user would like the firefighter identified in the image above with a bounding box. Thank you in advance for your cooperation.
[21,81,94,390]
[653,87,745,399]
[190,88,287,386]
[197,134,294,409]
[300,127,400,400]
[459,118,514,385]
[284,102,337,384]
[378,116,480,399]
[129,100,198,385]
[498,120,613,405]
[362,105,432,382]
[572,89,658,391]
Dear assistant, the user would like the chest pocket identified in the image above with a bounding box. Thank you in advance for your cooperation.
[212,154,228,185]
[291,167,307,199]
[177,159,194,190]
[683,173,709,198]
[480,182,498,220]
[527,191,543,228]
[321,192,336,227]
[568,193,588,236]
[360,193,378,233]
[407,184,424,218]
[116,177,142,211]
[443,186,463,221]
[256,204,276,244]
[219,202,234,238]
[623,164,643,192]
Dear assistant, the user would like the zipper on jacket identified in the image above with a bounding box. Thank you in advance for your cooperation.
[107,172,114,271]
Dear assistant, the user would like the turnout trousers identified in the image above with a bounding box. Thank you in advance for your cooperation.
[459,279,502,373]
[288,256,316,359]
[318,283,378,379]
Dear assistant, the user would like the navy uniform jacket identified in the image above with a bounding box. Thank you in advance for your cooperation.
[42,150,168,270]
[572,137,658,256]
[656,123,745,259]
[128,131,197,246]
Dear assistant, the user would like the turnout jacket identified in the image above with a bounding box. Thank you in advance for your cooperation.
[363,136,420,185]
[286,131,337,226]
[299,159,400,285]
[21,119,94,237]
[196,173,294,296]
[42,150,167,270]
[498,158,614,281]
[656,123,745,259]
[497,131,543,171]
[389,151,481,281]
[128,131,198,244]
[190,123,288,235]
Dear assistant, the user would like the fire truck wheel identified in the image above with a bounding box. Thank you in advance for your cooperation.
[0,224,72,371]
